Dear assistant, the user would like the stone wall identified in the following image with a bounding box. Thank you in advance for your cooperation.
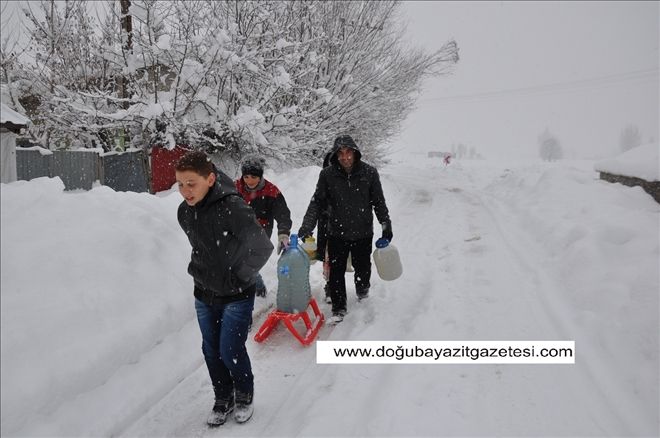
[599,172,660,204]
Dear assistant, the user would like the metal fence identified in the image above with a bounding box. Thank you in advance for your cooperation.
[52,149,100,190]
[100,151,150,193]
[16,148,150,193]
[15,148,52,181]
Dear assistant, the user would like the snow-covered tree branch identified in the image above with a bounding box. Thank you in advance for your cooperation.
[4,0,459,165]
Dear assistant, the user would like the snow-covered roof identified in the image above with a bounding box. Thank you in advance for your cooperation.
[0,102,30,126]
[594,142,659,182]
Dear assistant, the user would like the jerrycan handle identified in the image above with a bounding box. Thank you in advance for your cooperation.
[375,237,390,249]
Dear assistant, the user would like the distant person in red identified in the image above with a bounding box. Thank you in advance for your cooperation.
[443,154,452,166]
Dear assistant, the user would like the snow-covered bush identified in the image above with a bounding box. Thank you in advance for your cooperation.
[2,0,458,166]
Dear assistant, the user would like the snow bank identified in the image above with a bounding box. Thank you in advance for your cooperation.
[0,168,321,437]
[594,142,660,181]
[485,161,659,429]
[0,177,196,436]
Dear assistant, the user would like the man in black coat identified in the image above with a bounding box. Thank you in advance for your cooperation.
[298,135,393,323]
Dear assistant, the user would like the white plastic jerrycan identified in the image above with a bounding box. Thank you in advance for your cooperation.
[373,238,402,281]
[300,236,318,264]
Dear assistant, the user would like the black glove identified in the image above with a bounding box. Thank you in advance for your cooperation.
[381,221,393,242]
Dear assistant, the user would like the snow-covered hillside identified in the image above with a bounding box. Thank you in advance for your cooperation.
[1,156,658,437]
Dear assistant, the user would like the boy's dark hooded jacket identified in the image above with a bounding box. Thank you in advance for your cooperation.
[178,170,274,305]
[299,138,391,241]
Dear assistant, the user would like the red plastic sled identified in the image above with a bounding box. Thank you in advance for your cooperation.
[254,298,325,346]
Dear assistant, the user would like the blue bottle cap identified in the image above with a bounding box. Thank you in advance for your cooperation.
[375,238,390,248]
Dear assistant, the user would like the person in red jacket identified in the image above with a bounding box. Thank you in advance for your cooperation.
[235,155,292,297]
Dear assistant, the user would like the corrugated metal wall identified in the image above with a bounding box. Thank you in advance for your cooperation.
[101,151,150,193]
[51,150,100,190]
[16,148,52,181]
[16,148,150,193]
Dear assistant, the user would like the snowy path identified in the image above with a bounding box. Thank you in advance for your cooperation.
[120,161,651,437]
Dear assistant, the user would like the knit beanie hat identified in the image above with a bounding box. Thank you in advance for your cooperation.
[240,154,265,178]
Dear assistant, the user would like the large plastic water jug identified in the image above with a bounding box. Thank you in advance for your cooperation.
[373,238,402,281]
[276,234,311,313]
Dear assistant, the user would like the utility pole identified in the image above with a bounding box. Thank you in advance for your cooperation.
[118,0,132,110]
[117,0,133,149]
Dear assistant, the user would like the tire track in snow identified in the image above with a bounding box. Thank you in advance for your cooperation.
[123,161,635,436]
[477,190,644,435]
[382,164,627,435]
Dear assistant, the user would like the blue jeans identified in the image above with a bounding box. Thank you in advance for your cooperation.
[195,295,255,401]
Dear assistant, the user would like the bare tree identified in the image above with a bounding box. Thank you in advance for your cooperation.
[538,128,563,162]
[9,0,116,148]
[1,2,30,112]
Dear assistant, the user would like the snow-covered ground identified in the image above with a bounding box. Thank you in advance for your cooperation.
[1,154,658,437]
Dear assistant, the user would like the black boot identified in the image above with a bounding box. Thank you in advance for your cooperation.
[234,391,254,424]
[207,395,234,427]
[330,308,346,325]
[356,287,369,301]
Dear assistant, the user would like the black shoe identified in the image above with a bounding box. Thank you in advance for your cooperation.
[207,396,235,427]
[234,391,254,424]
[329,309,346,325]
[356,287,369,301]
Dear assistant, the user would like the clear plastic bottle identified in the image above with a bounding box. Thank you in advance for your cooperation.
[276,234,311,313]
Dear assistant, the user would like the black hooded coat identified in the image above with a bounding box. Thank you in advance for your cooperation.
[299,140,391,241]
[177,169,274,305]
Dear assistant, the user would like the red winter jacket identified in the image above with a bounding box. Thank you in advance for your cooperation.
[235,178,292,238]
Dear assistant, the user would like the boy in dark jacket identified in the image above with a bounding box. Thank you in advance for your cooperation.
[175,151,273,426]
[235,155,292,296]
[298,135,393,323]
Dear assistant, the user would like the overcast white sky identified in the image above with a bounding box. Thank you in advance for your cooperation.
[397,1,659,159]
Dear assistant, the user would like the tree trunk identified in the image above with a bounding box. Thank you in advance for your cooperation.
[119,0,132,110]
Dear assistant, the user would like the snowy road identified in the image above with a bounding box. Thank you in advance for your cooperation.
[120,159,658,437]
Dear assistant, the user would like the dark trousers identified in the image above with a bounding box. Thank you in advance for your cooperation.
[317,218,328,261]
[327,236,373,313]
[194,295,255,401]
